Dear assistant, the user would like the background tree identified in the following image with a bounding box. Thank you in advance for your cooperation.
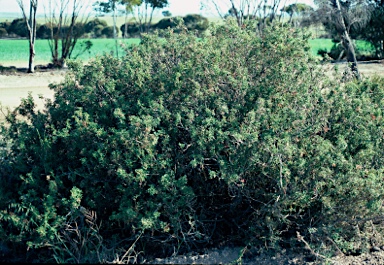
[280,3,313,26]
[207,0,285,31]
[0,27,7,37]
[101,25,119,37]
[17,0,38,73]
[121,0,142,39]
[152,14,209,36]
[120,21,140,37]
[357,0,384,58]
[0,21,11,37]
[311,0,371,79]
[134,0,168,33]
[84,18,109,38]
[36,24,50,38]
[162,10,172,17]
[45,0,91,68]
[94,0,121,57]
[7,18,28,37]
[331,0,361,79]
[183,14,209,33]
[94,0,141,56]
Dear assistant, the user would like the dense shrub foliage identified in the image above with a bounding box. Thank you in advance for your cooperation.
[1,21,384,262]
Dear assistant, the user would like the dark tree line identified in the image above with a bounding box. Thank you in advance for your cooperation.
[1,14,209,40]
[120,14,209,38]
[0,17,122,39]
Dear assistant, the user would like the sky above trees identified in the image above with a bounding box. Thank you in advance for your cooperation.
[1,0,315,17]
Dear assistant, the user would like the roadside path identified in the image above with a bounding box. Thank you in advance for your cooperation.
[0,70,65,119]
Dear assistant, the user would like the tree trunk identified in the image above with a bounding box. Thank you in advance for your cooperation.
[113,6,119,57]
[229,0,242,27]
[341,32,360,79]
[148,7,155,33]
[28,42,35,73]
[17,0,38,73]
[29,1,37,73]
[46,0,88,68]
[331,0,361,80]
[124,10,128,39]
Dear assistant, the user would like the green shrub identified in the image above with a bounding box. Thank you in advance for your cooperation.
[1,20,384,262]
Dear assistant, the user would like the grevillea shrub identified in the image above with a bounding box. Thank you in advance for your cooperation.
[1,20,384,262]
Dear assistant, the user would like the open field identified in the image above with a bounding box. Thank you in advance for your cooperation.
[0,38,141,68]
[309,38,375,56]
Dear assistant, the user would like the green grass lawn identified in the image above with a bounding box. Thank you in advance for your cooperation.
[309,38,375,57]
[308,38,335,56]
[0,38,141,67]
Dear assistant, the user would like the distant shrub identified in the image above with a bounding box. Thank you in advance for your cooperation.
[0,28,7,37]
[7,18,28,37]
[1,20,384,262]
[155,17,178,30]
[93,24,105,38]
[36,24,50,39]
[0,21,10,32]
[154,15,209,35]
[183,14,209,32]
[101,25,118,38]
[120,23,141,38]
[85,18,108,38]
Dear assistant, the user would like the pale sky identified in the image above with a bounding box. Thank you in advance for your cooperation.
[0,0,316,17]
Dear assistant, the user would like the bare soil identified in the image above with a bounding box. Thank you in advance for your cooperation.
[144,246,384,264]
[333,60,384,78]
[0,69,66,120]
[358,60,384,77]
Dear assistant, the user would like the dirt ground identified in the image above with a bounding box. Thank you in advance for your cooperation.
[350,60,384,77]
[144,246,384,264]
[0,69,66,120]
[0,61,384,264]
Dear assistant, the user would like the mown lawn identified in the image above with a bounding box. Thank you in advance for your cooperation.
[0,38,141,66]
[309,38,375,56]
